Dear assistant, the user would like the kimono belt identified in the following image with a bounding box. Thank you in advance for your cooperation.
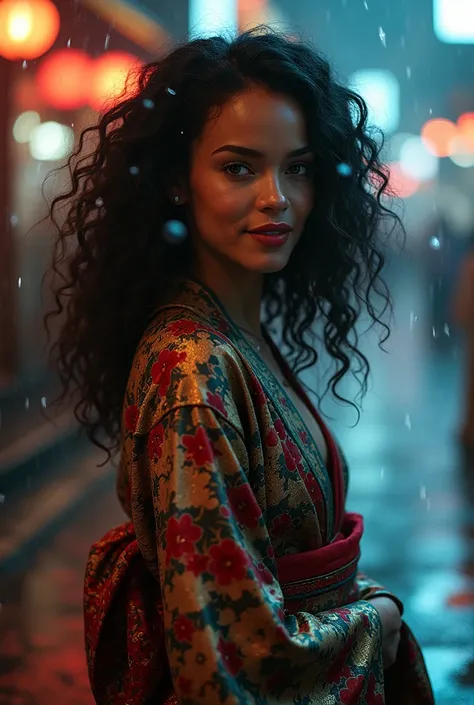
[84,513,433,705]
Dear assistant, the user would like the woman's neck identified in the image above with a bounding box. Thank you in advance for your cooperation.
[190,261,264,338]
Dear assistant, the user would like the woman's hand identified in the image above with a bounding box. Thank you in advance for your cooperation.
[367,596,402,670]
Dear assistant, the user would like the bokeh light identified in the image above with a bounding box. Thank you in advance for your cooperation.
[189,0,238,38]
[13,110,41,144]
[387,162,420,198]
[89,52,141,112]
[37,50,92,110]
[29,121,75,162]
[349,69,400,134]
[421,118,458,157]
[0,0,60,60]
[433,0,474,44]
[399,136,439,181]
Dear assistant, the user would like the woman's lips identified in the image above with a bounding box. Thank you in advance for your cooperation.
[248,231,291,247]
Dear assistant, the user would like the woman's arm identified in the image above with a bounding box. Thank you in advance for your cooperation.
[137,405,386,704]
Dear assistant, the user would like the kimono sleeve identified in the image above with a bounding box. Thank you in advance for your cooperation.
[141,404,386,704]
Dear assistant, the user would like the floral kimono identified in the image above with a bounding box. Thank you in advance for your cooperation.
[84,278,434,705]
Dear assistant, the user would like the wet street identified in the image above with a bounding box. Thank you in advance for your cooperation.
[1,264,474,704]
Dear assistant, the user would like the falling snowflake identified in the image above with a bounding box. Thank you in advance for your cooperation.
[364,0,369,8]
[444,323,450,337]
[336,163,352,177]
[17,277,22,288]
[406,66,411,79]
[129,166,139,175]
[67,38,71,48]
[41,397,47,408]
[143,99,155,109]
[95,197,104,208]
[405,413,411,430]
[378,27,386,47]
[104,34,110,50]
[167,87,176,96]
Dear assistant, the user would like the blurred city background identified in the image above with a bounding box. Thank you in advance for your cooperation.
[1,0,474,703]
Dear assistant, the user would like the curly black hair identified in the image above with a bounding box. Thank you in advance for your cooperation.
[45,27,402,459]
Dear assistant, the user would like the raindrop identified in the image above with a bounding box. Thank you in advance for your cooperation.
[429,236,441,250]
[406,66,411,79]
[17,277,22,288]
[25,397,30,410]
[326,9,331,22]
[379,27,386,47]
[95,197,104,208]
[180,130,184,135]
[41,397,47,408]
[0,494,5,504]
[129,166,139,175]
[429,108,433,115]
[409,311,415,330]
[162,220,188,244]
[363,0,369,8]
[426,498,431,512]
[336,163,352,177]
[143,98,155,109]
[22,60,27,69]
[405,413,411,430]
[104,34,110,50]
[432,327,436,338]
[444,323,450,337]
[67,38,71,48]
[166,87,176,96]
[400,36,406,49]
[380,467,384,479]
[10,214,18,227]
[420,485,426,500]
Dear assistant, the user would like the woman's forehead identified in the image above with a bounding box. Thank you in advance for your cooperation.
[196,87,308,153]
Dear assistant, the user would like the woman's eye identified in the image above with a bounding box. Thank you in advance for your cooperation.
[287,163,311,176]
[223,162,252,176]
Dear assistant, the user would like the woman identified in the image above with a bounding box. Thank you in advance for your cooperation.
[46,29,434,705]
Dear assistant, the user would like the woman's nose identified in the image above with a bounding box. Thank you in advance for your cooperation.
[257,174,289,212]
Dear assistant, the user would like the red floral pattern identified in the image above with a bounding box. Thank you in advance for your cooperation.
[151,348,187,395]
[182,426,214,465]
[124,404,138,432]
[173,615,195,642]
[208,539,249,585]
[165,514,202,565]
[218,638,243,676]
[148,424,165,459]
[227,483,262,528]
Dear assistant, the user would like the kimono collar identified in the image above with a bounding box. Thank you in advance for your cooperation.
[162,276,258,347]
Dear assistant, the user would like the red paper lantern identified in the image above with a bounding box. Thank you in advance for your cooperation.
[0,0,60,61]
[90,52,141,112]
[37,49,91,110]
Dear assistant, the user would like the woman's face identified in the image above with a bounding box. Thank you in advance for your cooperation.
[184,86,314,277]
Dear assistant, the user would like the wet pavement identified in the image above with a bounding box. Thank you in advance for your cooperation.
[0,262,473,704]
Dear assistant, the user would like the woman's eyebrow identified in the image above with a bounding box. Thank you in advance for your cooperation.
[211,144,312,158]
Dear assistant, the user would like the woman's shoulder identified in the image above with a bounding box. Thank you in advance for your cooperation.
[124,307,250,434]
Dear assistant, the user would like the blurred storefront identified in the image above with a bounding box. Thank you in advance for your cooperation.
[0,0,187,400]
